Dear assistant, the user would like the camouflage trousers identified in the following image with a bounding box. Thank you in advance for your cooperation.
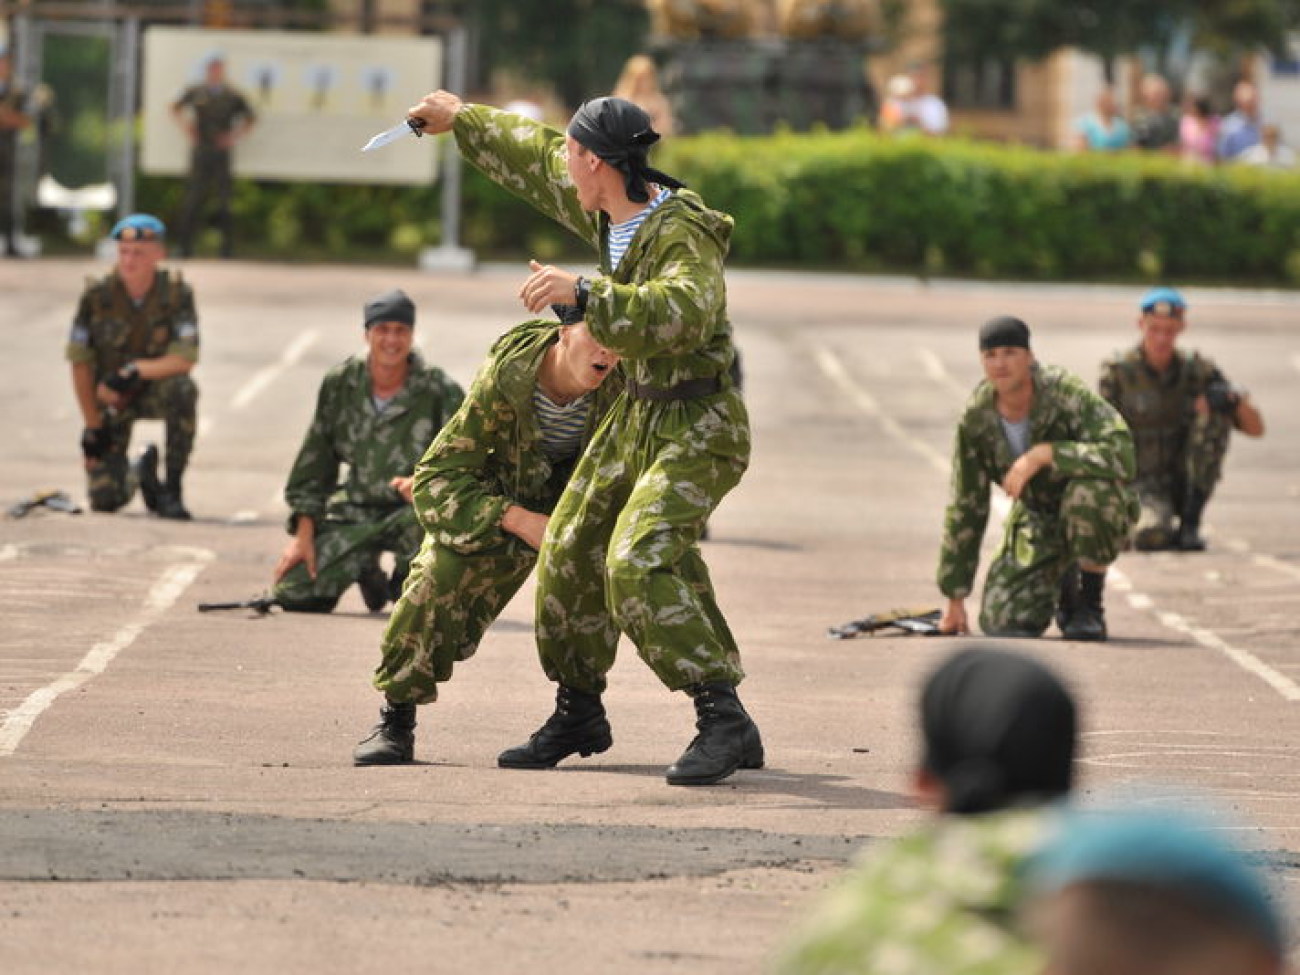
[372,533,538,704]
[177,149,234,257]
[274,506,422,614]
[979,477,1138,637]
[1133,412,1232,550]
[86,375,198,512]
[535,396,749,696]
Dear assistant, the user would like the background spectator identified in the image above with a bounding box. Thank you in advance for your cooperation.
[612,53,675,137]
[878,73,916,133]
[1179,93,1220,165]
[1238,124,1296,169]
[1074,87,1131,152]
[1218,80,1262,161]
[907,61,949,135]
[1132,74,1180,152]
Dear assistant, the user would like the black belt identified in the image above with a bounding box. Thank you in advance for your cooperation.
[625,376,724,402]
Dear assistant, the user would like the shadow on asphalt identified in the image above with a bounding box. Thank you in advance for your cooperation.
[567,763,914,809]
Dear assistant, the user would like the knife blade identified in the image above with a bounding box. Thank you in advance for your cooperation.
[361,116,426,152]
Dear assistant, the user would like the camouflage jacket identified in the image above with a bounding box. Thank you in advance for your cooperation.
[452,105,741,395]
[774,808,1054,975]
[173,82,255,150]
[411,319,622,555]
[284,350,463,529]
[65,269,199,381]
[938,364,1135,599]
[1099,344,1224,489]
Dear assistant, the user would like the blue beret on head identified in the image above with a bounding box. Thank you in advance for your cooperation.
[111,213,166,242]
[1029,807,1285,955]
[1140,286,1186,315]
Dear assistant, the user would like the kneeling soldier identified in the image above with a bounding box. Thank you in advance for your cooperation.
[1099,287,1265,552]
[937,316,1138,641]
[272,289,464,613]
[67,213,199,519]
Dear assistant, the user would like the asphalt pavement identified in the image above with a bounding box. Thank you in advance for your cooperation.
[2,256,1298,974]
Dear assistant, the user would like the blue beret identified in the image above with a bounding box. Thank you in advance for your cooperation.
[1140,286,1186,315]
[1030,808,1284,954]
[110,213,166,242]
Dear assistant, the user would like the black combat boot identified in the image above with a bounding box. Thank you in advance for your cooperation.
[665,682,765,786]
[1054,564,1080,636]
[356,561,390,612]
[1061,570,1108,642]
[155,472,193,521]
[136,444,162,514]
[1178,490,1209,551]
[353,701,417,765]
[497,685,612,769]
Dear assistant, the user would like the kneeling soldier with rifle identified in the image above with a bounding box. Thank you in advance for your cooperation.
[67,214,199,519]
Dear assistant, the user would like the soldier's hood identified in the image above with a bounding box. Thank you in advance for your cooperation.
[484,318,560,408]
[654,188,733,251]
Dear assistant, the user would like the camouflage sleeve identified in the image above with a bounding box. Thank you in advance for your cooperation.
[1047,372,1136,482]
[164,282,200,363]
[410,366,515,555]
[171,85,196,112]
[585,216,728,359]
[283,374,342,528]
[452,104,598,249]
[1097,356,1121,409]
[235,90,256,124]
[65,288,96,365]
[937,413,992,600]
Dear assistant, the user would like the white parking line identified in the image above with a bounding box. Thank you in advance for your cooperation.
[231,329,320,411]
[0,551,214,756]
[815,342,1300,703]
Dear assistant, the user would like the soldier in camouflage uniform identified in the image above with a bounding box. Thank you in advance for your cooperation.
[0,48,30,257]
[937,317,1138,642]
[66,214,200,519]
[273,289,463,614]
[352,307,621,765]
[775,647,1077,975]
[170,56,255,258]
[1099,288,1265,552]
[408,91,760,786]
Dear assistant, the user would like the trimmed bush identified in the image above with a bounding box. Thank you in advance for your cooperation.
[129,129,1300,284]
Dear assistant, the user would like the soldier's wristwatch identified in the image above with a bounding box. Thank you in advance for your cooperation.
[574,276,590,313]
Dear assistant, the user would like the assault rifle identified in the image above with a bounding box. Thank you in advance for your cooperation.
[197,594,280,616]
[827,607,943,640]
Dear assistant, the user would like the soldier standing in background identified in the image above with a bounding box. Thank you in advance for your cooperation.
[170,55,255,258]
[66,214,199,520]
[0,47,30,257]
[1099,288,1264,552]
[273,289,464,614]
[937,316,1138,642]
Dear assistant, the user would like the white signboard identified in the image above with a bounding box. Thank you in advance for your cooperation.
[141,28,441,184]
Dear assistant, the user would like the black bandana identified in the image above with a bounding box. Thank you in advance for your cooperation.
[978,315,1031,351]
[550,303,584,326]
[364,288,416,329]
[920,648,1076,815]
[567,97,685,204]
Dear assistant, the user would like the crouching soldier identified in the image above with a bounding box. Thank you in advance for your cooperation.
[937,316,1138,642]
[272,289,464,613]
[67,213,199,519]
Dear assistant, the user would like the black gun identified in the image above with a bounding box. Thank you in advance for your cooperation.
[197,594,279,616]
[828,607,943,639]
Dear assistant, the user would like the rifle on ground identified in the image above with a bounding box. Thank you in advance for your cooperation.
[7,489,83,518]
[828,607,943,639]
[197,594,280,616]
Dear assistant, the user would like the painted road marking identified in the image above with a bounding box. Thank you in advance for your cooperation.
[231,329,320,412]
[0,549,214,756]
[815,342,1300,703]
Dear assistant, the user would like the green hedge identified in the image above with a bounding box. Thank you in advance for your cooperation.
[123,130,1300,284]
